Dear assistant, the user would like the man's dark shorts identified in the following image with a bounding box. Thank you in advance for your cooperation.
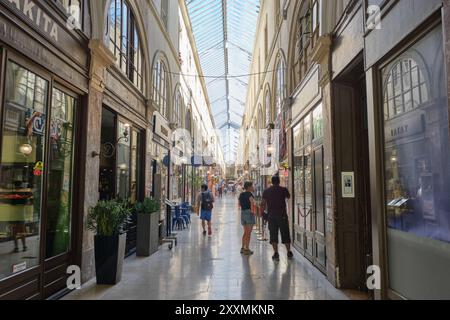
[268,214,291,244]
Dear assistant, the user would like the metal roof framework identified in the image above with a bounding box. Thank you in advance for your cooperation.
[186,0,260,164]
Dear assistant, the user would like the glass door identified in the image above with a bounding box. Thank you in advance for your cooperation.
[45,88,77,259]
[304,115,314,259]
[293,121,306,253]
[292,104,326,271]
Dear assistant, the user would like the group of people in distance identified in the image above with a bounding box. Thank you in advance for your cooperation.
[195,175,293,261]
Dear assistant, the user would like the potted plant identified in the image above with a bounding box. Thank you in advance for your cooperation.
[87,200,131,285]
[134,198,160,257]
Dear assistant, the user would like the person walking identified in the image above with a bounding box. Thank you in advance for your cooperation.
[238,181,256,255]
[261,175,293,261]
[218,184,223,198]
[196,184,215,236]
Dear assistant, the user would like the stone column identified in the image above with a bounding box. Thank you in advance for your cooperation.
[311,34,337,286]
[80,40,116,283]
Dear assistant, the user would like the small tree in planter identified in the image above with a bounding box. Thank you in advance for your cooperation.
[87,200,131,285]
[134,198,160,257]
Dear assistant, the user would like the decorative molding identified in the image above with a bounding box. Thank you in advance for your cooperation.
[311,34,332,88]
[311,34,332,64]
[88,39,116,92]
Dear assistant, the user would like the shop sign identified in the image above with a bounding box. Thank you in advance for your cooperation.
[153,112,171,143]
[4,0,59,41]
[385,113,424,142]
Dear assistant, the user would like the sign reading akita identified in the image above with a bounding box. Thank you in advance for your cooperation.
[5,0,59,41]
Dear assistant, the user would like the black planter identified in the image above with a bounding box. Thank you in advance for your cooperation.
[94,233,127,285]
[137,212,160,257]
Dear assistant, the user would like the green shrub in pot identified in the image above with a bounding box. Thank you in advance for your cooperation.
[87,200,131,236]
[134,197,160,215]
[87,200,132,285]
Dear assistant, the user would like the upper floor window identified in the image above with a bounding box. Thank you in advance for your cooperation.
[265,88,271,125]
[109,0,145,92]
[173,89,183,126]
[383,58,429,120]
[55,0,83,29]
[293,0,320,89]
[161,0,169,29]
[274,57,286,119]
[152,60,169,118]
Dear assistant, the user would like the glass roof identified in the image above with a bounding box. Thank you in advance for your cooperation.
[186,0,260,164]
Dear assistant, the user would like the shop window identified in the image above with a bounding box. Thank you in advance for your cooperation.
[46,88,77,258]
[382,26,450,299]
[0,62,48,280]
[109,0,145,92]
[0,61,78,279]
[313,103,323,139]
[152,59,169,118]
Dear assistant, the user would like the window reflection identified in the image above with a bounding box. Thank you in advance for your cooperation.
[117,122,131,201]
[383,27,450,243]
[0,62,48,280]
[46,89,76,258]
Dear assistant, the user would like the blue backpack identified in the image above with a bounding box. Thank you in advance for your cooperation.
[201,192,214,211]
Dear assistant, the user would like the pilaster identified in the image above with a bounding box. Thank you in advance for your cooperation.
[80,40,115,283]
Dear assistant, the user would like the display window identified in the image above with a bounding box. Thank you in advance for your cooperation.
[381,25,450,299]
[0,59,78,280]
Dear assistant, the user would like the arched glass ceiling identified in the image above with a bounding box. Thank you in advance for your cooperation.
[186,0,260,164]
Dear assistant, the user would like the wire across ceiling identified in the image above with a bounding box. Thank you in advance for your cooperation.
[186,0,260,164]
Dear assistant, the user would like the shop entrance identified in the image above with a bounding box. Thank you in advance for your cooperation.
[99,106,143,256]
[292,103,326,273]
[333,54,373,290]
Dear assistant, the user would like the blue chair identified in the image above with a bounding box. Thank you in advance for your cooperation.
[180,202,191,225]
[180,207,190,225]
[172,206,186,230]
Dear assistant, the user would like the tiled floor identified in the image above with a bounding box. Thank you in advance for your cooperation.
[63,196,349,300]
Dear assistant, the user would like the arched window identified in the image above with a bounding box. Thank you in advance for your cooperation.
[109,0,145,92]
[265,87,271,126]
[383,58,429,120]
[152,59,169,118]
[274,57,286,119]
[173,88,182,126]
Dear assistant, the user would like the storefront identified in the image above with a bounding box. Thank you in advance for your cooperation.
[0,0,90,299]
[365,0,450,299]
[152,112,171,224]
